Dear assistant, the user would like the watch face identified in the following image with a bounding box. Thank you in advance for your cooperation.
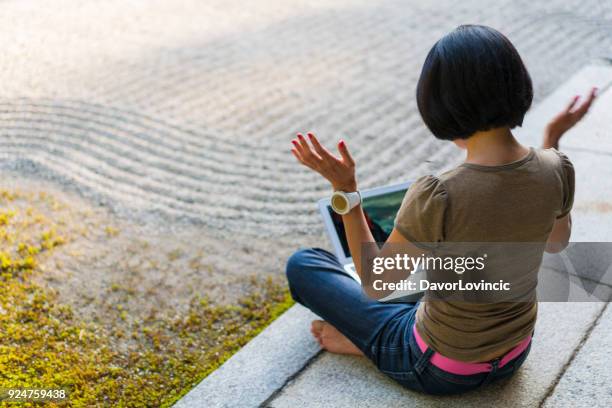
[331,194,349,214]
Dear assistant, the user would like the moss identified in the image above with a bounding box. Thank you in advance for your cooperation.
[0,189,294,407]
[104,226,120,238]
[166,248,184,261]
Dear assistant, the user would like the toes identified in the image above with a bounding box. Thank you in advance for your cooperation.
[310,326,320,339]
[311,320,325,334]
[310,320,326,345]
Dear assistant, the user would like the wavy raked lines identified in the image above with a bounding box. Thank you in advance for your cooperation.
[0,100,343,235]
[1,0,611,238]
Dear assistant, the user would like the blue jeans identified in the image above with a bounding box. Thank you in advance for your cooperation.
[286,248,531,395]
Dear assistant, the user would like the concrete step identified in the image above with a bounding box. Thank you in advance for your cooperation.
[269,303,608,408]
[543,303,612,408]
[173,305,320,408]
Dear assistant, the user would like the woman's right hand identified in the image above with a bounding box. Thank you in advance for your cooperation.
[291,133,357,192]
[543,87,598,149]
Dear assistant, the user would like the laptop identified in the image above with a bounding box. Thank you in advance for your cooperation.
[318,182,426,302]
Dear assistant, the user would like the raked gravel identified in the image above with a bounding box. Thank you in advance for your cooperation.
[1,0,611,240]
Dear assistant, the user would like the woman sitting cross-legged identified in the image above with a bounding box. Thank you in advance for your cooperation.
[287,25,597,395]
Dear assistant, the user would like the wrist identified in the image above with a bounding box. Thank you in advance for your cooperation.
[543,128,559,149]
[332,181,358,192]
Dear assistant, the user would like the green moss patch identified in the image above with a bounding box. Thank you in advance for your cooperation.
[0,190,294,407]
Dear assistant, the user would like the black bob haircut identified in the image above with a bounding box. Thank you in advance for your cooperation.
[416,25,533,141]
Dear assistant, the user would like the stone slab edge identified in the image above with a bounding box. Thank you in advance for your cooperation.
[173,304,321,408]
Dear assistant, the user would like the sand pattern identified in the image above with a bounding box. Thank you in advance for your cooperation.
[0,0,611,238]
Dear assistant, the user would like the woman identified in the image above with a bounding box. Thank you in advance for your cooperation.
[287,25,597,395]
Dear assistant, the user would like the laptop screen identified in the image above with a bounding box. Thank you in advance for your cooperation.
[328,188,407,259]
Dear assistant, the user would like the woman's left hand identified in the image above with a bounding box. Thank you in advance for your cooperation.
[543,87,598,149]
[291,132,357,191]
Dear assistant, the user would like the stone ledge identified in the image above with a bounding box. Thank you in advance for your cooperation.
[268,303,608,408]
[173,305,320,408]
[543,303,612,408]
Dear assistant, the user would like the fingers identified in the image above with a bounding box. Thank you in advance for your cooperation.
[291,139,302,156]
[573,86,598,119]
[577,86,598,114]
[295,133,322,163]
[290,133,355,169]
[291,147,304,163]
[337,139,355,166]
[291,138,311,166]
[565,95,580,113]
[307,132,335,160]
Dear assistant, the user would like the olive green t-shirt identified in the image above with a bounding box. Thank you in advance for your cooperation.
[394,147,575,362]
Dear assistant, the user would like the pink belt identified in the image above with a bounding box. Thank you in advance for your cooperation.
[412,325,531,376]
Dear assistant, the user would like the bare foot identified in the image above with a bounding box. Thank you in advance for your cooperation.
[310,320,364,356]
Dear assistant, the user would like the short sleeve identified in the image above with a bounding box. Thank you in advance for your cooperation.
[553,150,575,218]
[394,175,448,248]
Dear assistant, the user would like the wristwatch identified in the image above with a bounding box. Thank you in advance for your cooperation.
[330,190,361,215]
